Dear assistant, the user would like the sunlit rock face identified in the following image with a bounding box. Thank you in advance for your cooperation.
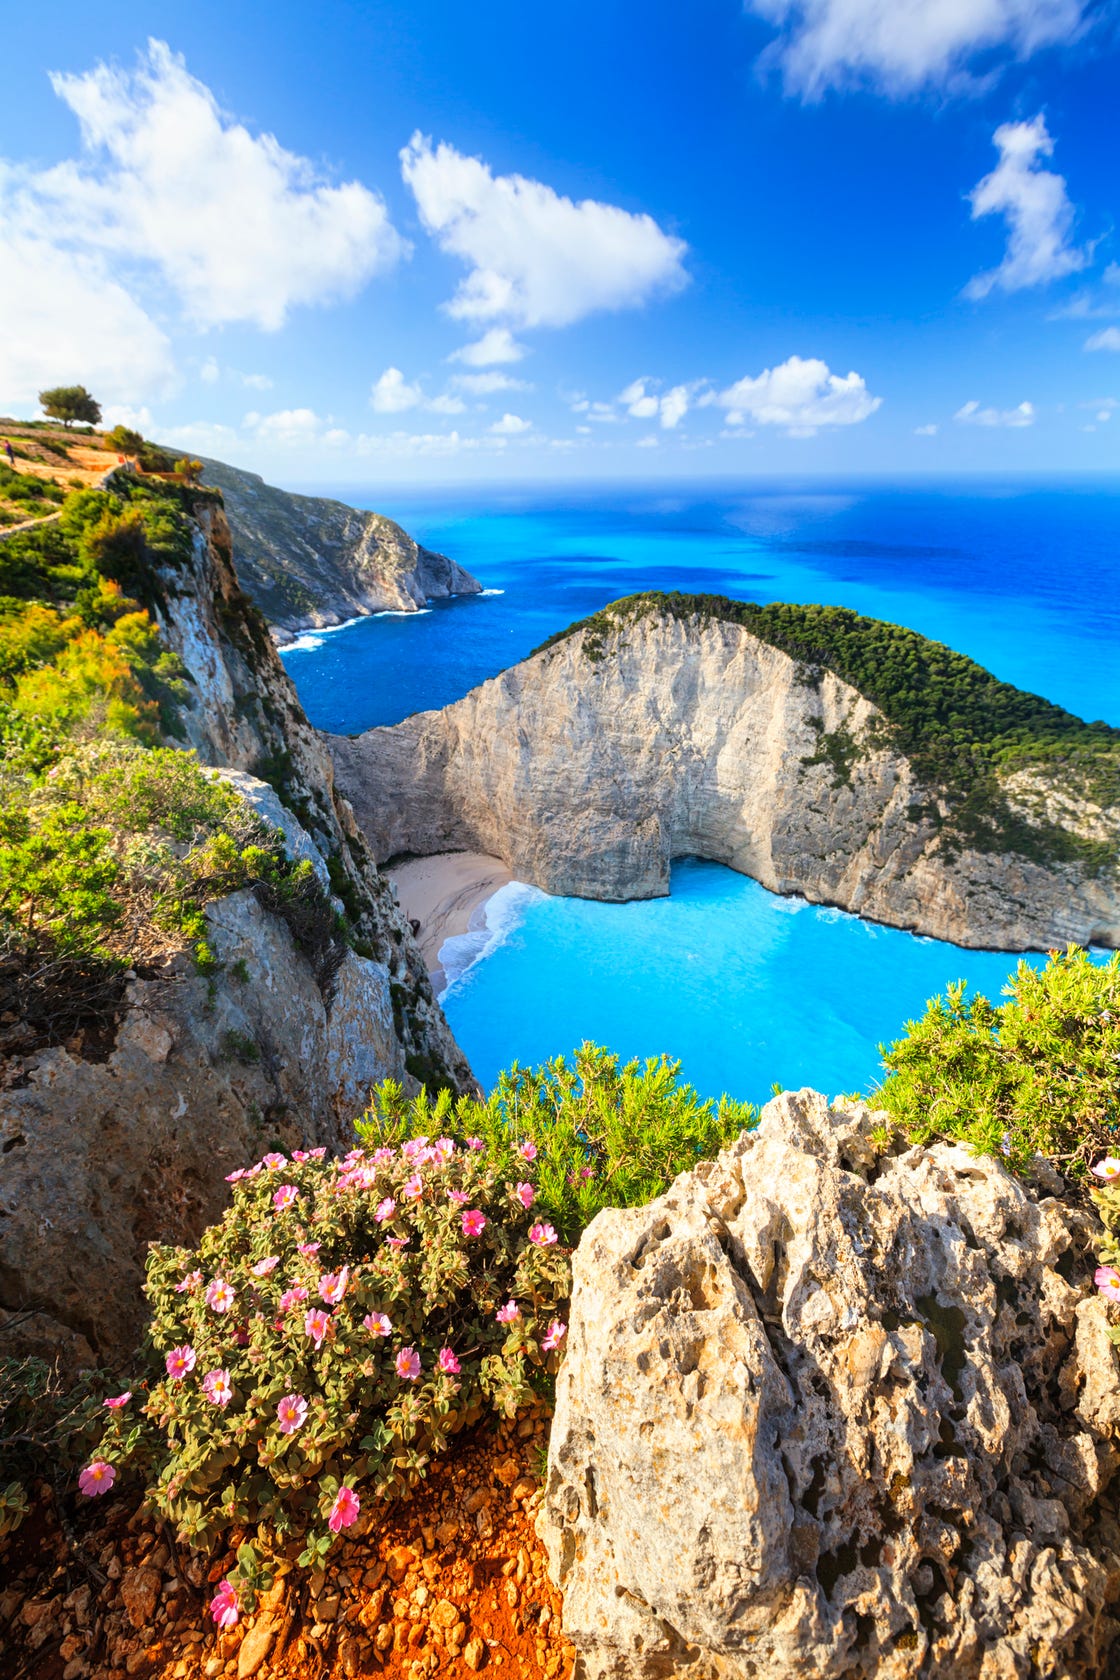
[329,607,1120,951]
[540,1089,1120,1680]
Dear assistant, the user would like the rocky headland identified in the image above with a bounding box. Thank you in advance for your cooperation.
[328,593,1120,951]
[196,457,481,643]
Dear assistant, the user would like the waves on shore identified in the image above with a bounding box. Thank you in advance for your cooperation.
[280,608,432,655]
[437,880,542,997]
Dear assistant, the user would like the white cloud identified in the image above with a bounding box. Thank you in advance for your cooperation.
[489,412,532,435]
[401,132,688,329]
[1086,327,1120,352]
[447,328,527,366]
[954,398,1035,427]
[200,356,220,384]
[0,212,176,409]
[619,377,692,428]
[746,0,1088,98]
[914,422,939,435]
[102,403,155,432]
[427,392,467,414]
[240,371,274,391]
[250,407,336,446]
[713,355,881,436]
[965,116,1087,300]
[635,434,660,449]
[451,371,532,395]
[36,39,405,331]
[371,367,424,413]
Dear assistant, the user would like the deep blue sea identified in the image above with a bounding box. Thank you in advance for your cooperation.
[281,478,1120,1103]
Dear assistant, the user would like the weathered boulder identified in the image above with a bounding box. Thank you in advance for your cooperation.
[540,1090,1120,1679]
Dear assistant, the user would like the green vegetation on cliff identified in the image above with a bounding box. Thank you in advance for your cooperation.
[540,592,1120,868]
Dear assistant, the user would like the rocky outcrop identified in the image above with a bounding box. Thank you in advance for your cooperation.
[197,457,481,641]
[328,605,1120,951]
[540,1090,1120,1679]
[0,884,406,1363]
[0,498,474,1367]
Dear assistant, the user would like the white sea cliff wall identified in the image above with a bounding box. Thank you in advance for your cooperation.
[329,609,1120,951]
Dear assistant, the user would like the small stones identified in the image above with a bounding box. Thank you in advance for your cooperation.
[464,1632,489,1669]
[119,1567,160,1631]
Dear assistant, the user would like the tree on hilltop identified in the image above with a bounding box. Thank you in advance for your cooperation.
[39,386,102,428]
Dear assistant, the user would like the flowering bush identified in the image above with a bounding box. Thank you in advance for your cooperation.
[88,1128,570,1589]
[358,1043,758,1244]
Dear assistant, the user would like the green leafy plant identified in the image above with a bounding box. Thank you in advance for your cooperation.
[874,945,1120,1176]
[0,1355,109,1535]
[38,385,101,427]
[89,1133,571,1602]
[358,1042,758,1244]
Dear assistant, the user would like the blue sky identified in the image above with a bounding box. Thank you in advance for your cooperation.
[2,0,1119,482]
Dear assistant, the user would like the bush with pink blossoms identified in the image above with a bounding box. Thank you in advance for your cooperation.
[88,1124,570,1584]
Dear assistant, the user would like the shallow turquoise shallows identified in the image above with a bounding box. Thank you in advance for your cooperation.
[438,858,1055,1105]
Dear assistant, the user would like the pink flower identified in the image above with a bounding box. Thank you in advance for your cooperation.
[291,1149,309,1163]
[528,1222,558,1246]
[165,1345,196,1380]
[225,1167,247,1183]
[542,1320,567,1352]
[279,1285,309,1313]
[273,1184,299,1211]
[374,1197,397,1224]
[438,1347,461,1375]
[79,1460,116,1497]
[363,1311,392,1337]
[518,1139,538,1162]
[447,1188,469,1206]
[1092,1157,1120,1182]
[515,1182,535,1210]
[261,1152,287,1170]
[434,1137,456,1162]
[205,1277,235,1313]
[401,1136,429,1162]
[209,1580,240,1629]
[297,1241,322,1259]
[202,1369,233,1407]
[309,1147,327,1160]
[402,1173,423,1200]
[465,1136,484,1151]
[251,1256,280,1277]
[328,1486,361,1533]
[372,1146,395,1165]
[496,1301,520,1323]
[102,1391,132,1410]
[1096,1265,1120,1302]
[319,1266,350,1305]
[385,1236,410,1251]
[305,1308,331,1349]
[276,1393,308,1434]
[461,1209,487,1238]
[396,1347,421,1381]
[175,1270,202,1294]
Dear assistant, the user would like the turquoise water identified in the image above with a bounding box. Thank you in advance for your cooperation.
[437,861,1052,1105]
[279,479,1120,1101]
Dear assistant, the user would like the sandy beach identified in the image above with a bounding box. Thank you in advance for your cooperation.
[387,852,512,987]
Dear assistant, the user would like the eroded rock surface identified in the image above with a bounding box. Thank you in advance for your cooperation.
[329,608,1120,950]
[197,456,481,641]
[540,1091,1120,1679]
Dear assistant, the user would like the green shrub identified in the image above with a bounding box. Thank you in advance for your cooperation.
[90,1134,571,1590]
[358,1042,758,1244]
[0,1356,108,1536]
[875,946,1120,1177]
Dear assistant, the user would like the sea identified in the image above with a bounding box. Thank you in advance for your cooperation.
[279,477,1120,1105]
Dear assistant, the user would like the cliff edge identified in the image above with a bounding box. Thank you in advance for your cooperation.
[197,456,481,642]
[328,593,1120,951]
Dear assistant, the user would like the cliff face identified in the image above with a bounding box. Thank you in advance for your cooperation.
[197,457,481,642]
[328,607,1120,952]
[0,495,474,1367]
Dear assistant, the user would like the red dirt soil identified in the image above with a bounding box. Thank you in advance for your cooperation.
[0,1406,575,1680]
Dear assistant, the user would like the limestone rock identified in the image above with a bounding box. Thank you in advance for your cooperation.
[540,1090,1120,1679]
[330,607,1120,951]
[119,1567,160,1631]
[196,456,481,641]
[209,768,331,891]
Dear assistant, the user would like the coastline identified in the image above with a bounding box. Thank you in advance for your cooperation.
[387,852,513,991]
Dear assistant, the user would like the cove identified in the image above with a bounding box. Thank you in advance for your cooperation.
[438,858,1050,1103]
